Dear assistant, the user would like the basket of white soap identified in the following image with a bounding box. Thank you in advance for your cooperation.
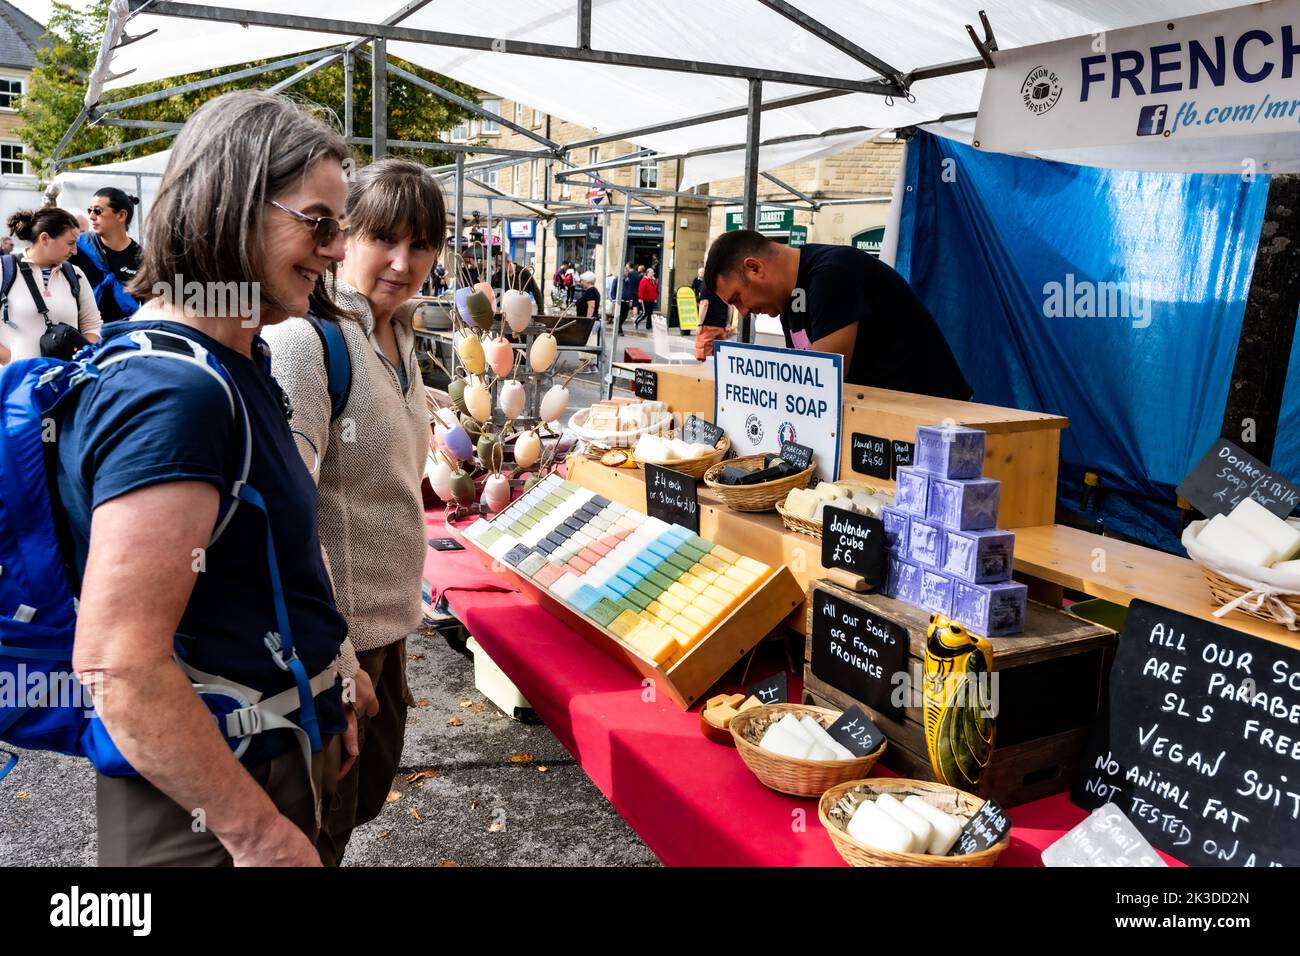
[632,431,731,479]
[776,482,893,539]
[1182,498,1300,630]
[729,704,886,798]
[819,778,1008,867]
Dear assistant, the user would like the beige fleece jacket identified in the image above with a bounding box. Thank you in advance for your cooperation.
[263,278,430,678]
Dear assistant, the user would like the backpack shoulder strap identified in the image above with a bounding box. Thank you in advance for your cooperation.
[0,255,14,327]
[16,258,51,324]
[61,262,81,301]
[303,313,352,422]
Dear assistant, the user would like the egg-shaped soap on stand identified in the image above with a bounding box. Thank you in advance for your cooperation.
[499,379,526,420]
[477,432,504,472]
[448,468,476,507]
[482,472,511,513]
[466,290,495,332]
[443,425,474,463]
[514,429,541,470]
[530,332,557,375]
[447,376,468,415]
[501,289,532,333]
[453,286,473,324]
[485,335,515,378]
[455,330,486,374]
[464,380,492,424]
[426,453,453,500]
[459,413,482,442]
[539,383,569,423]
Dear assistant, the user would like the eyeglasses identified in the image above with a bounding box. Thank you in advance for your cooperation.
[87,206,106,217]
[267,200,344,247]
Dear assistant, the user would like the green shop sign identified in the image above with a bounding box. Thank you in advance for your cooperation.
[626,220,665,238]
[725,206,794,234]
[789,225,808,248]
[851,226,886,257]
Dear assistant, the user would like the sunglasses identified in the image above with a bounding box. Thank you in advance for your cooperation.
[268,200,344,247]
[87,206,112,217]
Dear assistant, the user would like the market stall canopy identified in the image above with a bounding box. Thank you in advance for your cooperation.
[442,177,555,221]
[47,147,169,237]
[95,0,1273,175]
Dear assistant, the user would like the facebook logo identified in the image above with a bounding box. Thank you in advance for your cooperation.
[1136,104,1168,136]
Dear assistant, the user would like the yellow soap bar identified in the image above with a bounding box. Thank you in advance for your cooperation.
[690,563,719,583]
[665,625,695,651]
[610,610,642,638]
[698,553,728,573]
[735,556,770,579]
[666,582,695,604]
[627,622,676,665]
[724,565,760,589]
[678,572,708,594]
[712,545,740,564]
[650,604,676,626]
[658,590,687,613]
[645,600,666,619]
[710,574,746,598]
[695,593,726,624]
[673,615,705,640]
[681,603,713,632]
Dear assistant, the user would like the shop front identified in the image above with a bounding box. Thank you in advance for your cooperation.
[554,216,603,276]
[506,219,537,268]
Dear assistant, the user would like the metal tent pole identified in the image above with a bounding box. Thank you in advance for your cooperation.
[371,39,387,159]
[609,189,632,396]
[741,78,762,343]
[343,50,354,139]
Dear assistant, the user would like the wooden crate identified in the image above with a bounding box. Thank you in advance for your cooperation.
[803,580,1116,807]
[463,525,806,710]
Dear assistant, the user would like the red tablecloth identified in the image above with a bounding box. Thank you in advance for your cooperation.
[422,511,1182,867]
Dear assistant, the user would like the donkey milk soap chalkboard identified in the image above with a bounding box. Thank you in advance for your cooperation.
[1074,599,1300,867]
[1177,438,1300,520]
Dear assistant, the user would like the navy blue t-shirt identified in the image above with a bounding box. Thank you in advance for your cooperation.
[56,320,347,765]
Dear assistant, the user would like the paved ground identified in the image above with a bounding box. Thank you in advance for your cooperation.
[0,625,658,867]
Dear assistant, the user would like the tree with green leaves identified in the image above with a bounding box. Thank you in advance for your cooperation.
[20,0,482,181]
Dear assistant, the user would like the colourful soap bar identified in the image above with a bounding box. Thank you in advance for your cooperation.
[625,589,651,611]
[589,598,623,628]
[647,569,675,592]
[627,622,677,665]
[712,545,740,564]
[942,528,1014,583]
[894,467,929,516]
[698,553,728,573]
[518,552,549,577]
[664,552,695,575]
[884,555,922,605]
[919,570,955,616]
[678,572,708,594]
[533,563,565,588]
[915,425,986,479]
[658,590,687,613]
[881,506,911,553]
[926,476,1000,531]
[907,519,946,569]
[952,580,1028,636]
[571,585,602,612]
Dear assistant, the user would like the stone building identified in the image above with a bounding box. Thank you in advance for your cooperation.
[0,1,47,225]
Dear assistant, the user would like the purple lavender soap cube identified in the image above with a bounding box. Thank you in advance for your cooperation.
[952,580,1028,636]
[881,506,911,554]
[893,466,929,516]
[886,556,922,605]
[927,477,1001,531]
[942,528,1015,583]
[919,570,955,616]
[907,519,947,569]
[915,425,986,479]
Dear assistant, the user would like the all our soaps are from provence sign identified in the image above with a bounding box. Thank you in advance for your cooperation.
[976,0,1300,162]
[714,341,842,483]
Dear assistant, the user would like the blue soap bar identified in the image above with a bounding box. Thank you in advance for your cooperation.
[919,570,955,616]
[881,506,911,553]
[942,528,1015,583]
[915,425,986,479]
[907,519,946,569]
[614,567,643,588]
[952,580,1028,636]
[629,557,657,578]
[894,467,930,516]
[647,540,675,560]
[607,577,636,598]
[884,555,922,605]
[926,476,1000,531]
[571,586,602,612]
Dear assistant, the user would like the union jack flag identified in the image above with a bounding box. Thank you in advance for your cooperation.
[587,181,607,206]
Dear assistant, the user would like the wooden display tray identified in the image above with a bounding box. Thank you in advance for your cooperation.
[462,524,806,710]
[802,580,1116,807]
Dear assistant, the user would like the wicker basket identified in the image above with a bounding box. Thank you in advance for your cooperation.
[639,436,731,479]
[567,406,673,448]
[730,704,886,798]
[819,778,1008,867]
[1182,519,1300,630]
[1200,566,1300,627]
[703,454,814,512]
[775,482,892,539]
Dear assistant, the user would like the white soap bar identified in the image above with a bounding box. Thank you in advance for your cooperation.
[774,713,816,745]
[805,744,839,762]
[1228,498,1300,563]
[783,487,818,519]
[758,724,813,760]
[846,801,914,854]
[1197,513,1279,567]
[1272,559,1300,577]
[814,483,842,502]
[903,795,964,855]
[874,792,932,854]
[798,715,856,760]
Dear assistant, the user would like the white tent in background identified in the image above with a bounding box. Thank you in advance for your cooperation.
[47,149,168,241]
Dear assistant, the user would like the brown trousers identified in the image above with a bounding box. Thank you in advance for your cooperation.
[96,737,338,867]
[316,639,412,867]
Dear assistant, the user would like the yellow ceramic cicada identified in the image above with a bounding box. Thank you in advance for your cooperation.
[923,614,996,789]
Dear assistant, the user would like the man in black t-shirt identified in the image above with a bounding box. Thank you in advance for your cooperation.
[703,230,971,400]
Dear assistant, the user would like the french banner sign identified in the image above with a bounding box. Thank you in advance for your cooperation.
[976,1,1300,154]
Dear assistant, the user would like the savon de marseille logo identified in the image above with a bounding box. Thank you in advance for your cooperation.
[1020,65,1063,116]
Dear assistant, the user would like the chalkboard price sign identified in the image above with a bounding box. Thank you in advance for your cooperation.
[1176,437,1300,519]
[809,587,907,720]
[953,798,1011,856]
[644,463,699,533]
[680,414,724,448]
[851,432,890,479]
[826,704,885,757]
[1073,599,1300,867]
[634,367,658,401]
[890,440,915,477]
[747,671,789,707]
[820,506,885,583]
[780,440,814,473]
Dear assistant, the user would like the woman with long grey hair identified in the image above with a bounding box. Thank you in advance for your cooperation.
[59,90,352,866]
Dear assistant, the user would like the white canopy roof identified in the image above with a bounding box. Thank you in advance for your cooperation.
[98,0,1266,175]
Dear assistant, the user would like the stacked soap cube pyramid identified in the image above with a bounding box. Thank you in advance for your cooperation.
[464,474,774,667]
[878,425,1027,636]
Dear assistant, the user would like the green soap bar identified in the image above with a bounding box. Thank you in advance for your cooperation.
[477,527,503,549]
[616,599,641,616]
[625,590,650,611]
[589,598,622,628]
[589,517,612,531]
[646,569,675,592]
[518,553,548,577]
[664,552,694,575]
[680,542,708,562]
[632,581,660,604]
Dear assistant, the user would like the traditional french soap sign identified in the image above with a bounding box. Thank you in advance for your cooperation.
[1074,599,1300,867]
[1176,437,1300,519]
[809,586,906,720]
[644,463,699,533]
[714,340,842,483]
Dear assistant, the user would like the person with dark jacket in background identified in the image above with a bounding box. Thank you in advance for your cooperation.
[618,263,637,333]
[72,187,143,326]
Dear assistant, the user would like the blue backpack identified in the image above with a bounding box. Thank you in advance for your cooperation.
[0,325,329,782]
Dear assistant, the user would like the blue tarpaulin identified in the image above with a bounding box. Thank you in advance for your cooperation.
[893,131,1289,553]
